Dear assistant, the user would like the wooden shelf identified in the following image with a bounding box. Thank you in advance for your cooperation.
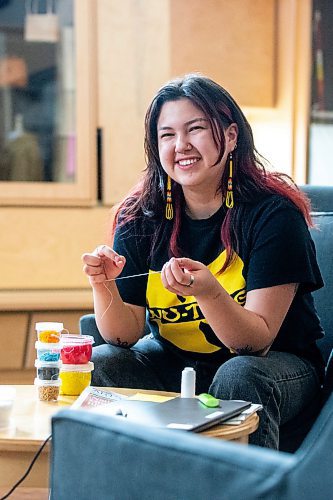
[0,289,93,311]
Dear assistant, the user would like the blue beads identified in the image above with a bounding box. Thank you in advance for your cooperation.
[39,352,60,362]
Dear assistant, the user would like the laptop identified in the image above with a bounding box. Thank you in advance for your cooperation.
[94,397,251,433]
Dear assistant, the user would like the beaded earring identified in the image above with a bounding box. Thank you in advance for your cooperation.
[165,175,174,220]
[225,152,234,209]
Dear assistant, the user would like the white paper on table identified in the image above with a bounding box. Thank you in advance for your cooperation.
[223,403,263,425]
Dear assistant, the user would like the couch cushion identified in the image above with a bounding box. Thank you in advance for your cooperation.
[301,185,333,212]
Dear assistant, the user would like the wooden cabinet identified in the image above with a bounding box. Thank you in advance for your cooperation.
[0,313,28,370]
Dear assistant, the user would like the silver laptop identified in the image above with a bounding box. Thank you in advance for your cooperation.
[103,397,251,433]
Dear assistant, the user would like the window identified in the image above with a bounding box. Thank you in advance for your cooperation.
[0,0,97,206]
[308,0,333,184]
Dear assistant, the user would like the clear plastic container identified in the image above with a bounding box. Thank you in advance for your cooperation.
[35,341,62,362]
[60,334,94,364]
[59,362,94,396]
[35,359,62,381]
[34,378,61,401]
[35,322,64,343]
[0,386,16,430]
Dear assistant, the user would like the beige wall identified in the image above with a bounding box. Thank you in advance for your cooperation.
[245,0,311,182]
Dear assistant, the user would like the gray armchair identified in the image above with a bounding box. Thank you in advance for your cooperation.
[49,186,333,499]
[50,390,333,499]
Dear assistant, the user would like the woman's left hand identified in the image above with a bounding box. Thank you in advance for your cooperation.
[161,257,218,296]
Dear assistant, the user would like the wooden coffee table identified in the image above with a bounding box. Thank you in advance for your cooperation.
[0,385,259,490]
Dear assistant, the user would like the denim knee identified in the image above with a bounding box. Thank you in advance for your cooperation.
[91,342,168,390]
[209,356,281,448]
[92,343,131,366]
[91,343,134,386]
[209,356,275,402]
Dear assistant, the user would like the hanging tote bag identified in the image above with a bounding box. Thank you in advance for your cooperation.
[24,0,59,43]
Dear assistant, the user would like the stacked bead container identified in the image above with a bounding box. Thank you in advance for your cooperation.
[59,335,95,396]
[35,360,61,381]
[34,322,63,401]
[36,321,63,343]
[35,341,62,362]
[60,334,94,364]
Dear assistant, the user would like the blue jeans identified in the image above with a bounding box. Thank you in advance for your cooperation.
[91,335,320,449]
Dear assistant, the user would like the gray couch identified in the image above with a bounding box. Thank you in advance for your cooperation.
[50,185,333,499]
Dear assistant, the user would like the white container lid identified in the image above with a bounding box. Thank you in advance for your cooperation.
[35,322,64,331]
[34,378,61,387]
[35,341,62,350]
[60,361,94,373]
[35,359,62,368]
[61,334,94,345]
[0,386,15,430]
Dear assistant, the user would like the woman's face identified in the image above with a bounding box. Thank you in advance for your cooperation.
[157,98,237,194]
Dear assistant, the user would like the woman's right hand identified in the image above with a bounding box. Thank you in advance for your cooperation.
[81,245,126,286]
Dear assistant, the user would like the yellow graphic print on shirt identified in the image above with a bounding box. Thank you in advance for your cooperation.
[146,250,246,353]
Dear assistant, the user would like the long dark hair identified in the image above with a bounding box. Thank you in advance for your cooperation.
[112,73,312,270]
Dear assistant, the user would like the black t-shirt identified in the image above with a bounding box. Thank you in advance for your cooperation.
[113,195,325,374]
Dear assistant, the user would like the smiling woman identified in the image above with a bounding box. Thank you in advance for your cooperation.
[81,73,324,450]
[157,98,238,219]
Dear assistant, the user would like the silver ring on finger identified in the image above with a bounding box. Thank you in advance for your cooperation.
[97,244,106,253]
[185,274,195,287]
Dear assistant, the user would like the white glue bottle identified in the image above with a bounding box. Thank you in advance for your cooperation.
[180,367,196,398]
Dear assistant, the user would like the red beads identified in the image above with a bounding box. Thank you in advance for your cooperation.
[60,335,94,364]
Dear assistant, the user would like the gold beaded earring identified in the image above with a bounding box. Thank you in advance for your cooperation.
[225,152,234,209]
[165,175,174,220]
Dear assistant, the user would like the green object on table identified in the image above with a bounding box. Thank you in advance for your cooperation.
[198,393,220,408]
